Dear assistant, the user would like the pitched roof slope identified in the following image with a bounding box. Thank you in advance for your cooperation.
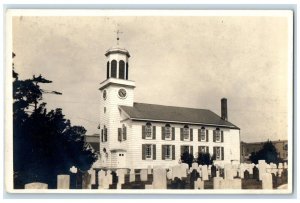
[119,102,239,129]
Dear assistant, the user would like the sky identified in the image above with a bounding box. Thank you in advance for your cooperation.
[11,12,291,142]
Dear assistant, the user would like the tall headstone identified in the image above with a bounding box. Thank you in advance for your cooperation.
[147,165,152,174]
[57,175,70,189]
[152,168,167,189]
[258,160,267,181]
[262,173,273,189]
[98,170,106,189]
[82,172,91,189]
[129,169,136,182]
[140,169,148,181]
[201,165,209,181]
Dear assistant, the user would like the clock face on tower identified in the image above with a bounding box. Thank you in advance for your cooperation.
[118,88,127,99]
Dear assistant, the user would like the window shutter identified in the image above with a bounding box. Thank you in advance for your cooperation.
[142,144,145,160]
[180,128,183,141]
[153,144,156,160]
[198,146,201,154]
[206,130,209,142]
[162,127,165,140]
[206,146,209,153]
[162,145,165,160]
[221,147,224,160]
[101,129,103,142]
[190,128,193,141]
[104,128,107,142]
[123,127,127,140]
[172,127,175,140]
[118,128,122,141]
[213,130,216,142]
[190,146,193,155]
[198,129,201,141]
[213,147,216,157]
[221,131,224,142]
[172,145,175,160]
[152,126,156,139]
[181,146,184,155]
[142,125,146,139]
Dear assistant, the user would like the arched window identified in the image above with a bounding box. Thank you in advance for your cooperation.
[145,122,152,138]
[165,124,171,139]
[119,60,125,79]
[126,62,129,79]
[111,60,117,78]
[183,125,189,140]
[106,61,110,79]
[200,126,206,141]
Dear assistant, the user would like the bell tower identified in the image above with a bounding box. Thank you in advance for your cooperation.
[98,32,135,168]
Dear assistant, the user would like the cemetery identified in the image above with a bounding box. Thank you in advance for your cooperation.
[24,160,288,190]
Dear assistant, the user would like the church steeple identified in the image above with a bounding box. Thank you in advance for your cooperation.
[105,29,130,80]
[105,48,130,80]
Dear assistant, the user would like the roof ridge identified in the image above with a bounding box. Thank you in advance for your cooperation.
[133,102,211,111]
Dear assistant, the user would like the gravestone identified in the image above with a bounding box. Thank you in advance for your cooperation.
[89,169,96,185]
[190,169,200,189]
[194,178,204,189]
[82,172,91,189]
[201,165,209,181]
[262,173,273,189]
[152,168,167,189]
[243,170,250,179]
[283,162,288,169]
[224,164,234,180]
[208,165,212,177]
[211,165,217,178]
[147,165,152,174]
[57,174,70,189]
[129,169,136,182]
[253,166,259,180]
[213,177,223,189]
[25,182,48,189]
[258,160,267,181]
[172,165,183,180]
[98,170,106,189]
[140,169,148,181]
[116,169,126,185]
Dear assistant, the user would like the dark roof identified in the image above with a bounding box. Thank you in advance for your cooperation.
[119,102,239,129]
[87,142,100,153]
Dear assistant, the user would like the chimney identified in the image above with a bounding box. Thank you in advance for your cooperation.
[221,98,228,121]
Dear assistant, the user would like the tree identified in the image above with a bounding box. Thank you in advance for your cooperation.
[196,152,213,165]
[13,53,97,188]
[180,151,194,167]
[249,140,280,164]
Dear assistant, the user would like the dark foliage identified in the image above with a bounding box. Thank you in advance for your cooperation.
[196,152,213,165]
[249,141,280,164]
[180,151,194,167]
[13,54,97,188]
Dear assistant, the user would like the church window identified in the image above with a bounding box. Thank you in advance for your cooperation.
[111,60,117,78]
[119,60,125,79]
[183,125,189,140]
[213,146,224,160]
[213,128,224,142]
[145,144,152,159]
[165,124,171,139]
[165,145,171,159]
[200,127,207,141]
[145,122,152,138]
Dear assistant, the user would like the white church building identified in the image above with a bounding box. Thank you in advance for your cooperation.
[98,45,240,169]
